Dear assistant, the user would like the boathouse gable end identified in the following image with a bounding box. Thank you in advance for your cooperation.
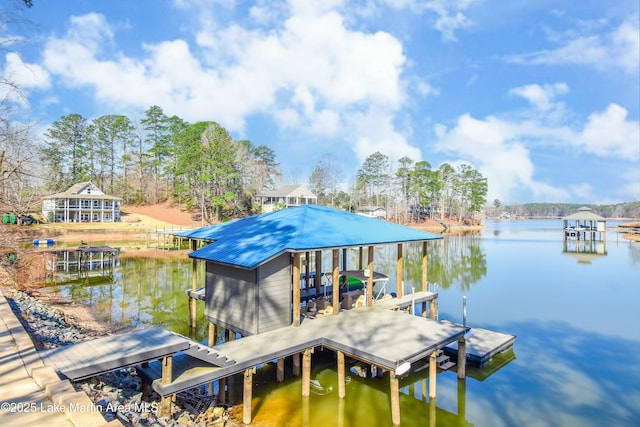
[204,253,291,336]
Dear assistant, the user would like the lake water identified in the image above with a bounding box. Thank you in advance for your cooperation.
[46,220,640,426]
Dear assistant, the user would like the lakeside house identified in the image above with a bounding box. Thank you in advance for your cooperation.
[356,205,387,219]
[41,182,121,223]
[254,184,317,213]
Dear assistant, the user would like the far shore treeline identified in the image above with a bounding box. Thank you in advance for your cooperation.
[6,106,490,224]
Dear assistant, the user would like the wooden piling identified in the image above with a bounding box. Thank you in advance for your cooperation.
[397,243,403,297]
[293,353,301,377]
[429,351,437,399]
[243,368,254,425]
[422,241,428,292]
[390,370,401,425]
[208,322,216,395]
[301,348,313,397]
[293,252,301,327]
[332,249,340,314]
[218,377,227,404]
[314,250,322,294]
[189,240,198,328]
[277,358,285,383]
[160,355,173,416]
[337,351,346,399]
[457,337,466,379]
[367,246,374,307]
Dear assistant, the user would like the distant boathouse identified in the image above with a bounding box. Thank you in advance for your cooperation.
[562,206,607,241]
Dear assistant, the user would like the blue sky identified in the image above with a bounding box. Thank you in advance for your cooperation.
[4,0,639,204]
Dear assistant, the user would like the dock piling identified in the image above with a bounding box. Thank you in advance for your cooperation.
[390,370,401,425]
[301,348,313,397]
[337,351,346,399]
[429,351,437,399]
[243,368,254,425]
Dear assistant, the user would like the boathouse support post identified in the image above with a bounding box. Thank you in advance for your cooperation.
[397,244,403,297]
[160,355,173,416]
[422,241,428,292]
[305,252,310,290]
[293,253,301,327]
[315,251,322,294]
[367,246,374,307]
[293,353,301,377]
[219,378,227,404]
[457,337,467,379]
[189,239,198,328]
[390,370,401,425]
[243,368,254,425]
[429,351,437,399]
[332,249,340,314]
[208,322,216,395]
[277,358,285,383]
[301,348,314,397]
[342,248,348,271]
[337,351,346,399]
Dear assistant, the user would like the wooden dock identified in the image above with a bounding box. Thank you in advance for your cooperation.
[40,327,189,380]
[440,320,516,367]
[39,295,515,426]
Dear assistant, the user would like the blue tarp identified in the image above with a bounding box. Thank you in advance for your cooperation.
[180,205,442,269]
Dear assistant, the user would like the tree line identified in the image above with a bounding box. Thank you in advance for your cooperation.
[35,107,488,223]
[494,201,640,219]
[38,108,281,222]
[310,152,488,224]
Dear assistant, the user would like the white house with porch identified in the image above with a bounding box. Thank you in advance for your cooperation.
[254,184,317,213]
[42,182,121,223]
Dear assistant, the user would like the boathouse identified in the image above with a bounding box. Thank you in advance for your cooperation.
[41,181,121,223]
[181,204,443,336]
[562,206,606,241]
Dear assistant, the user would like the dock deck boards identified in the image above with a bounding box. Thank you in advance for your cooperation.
[40,327,189,380]
[40,294,512,399]
[441,320,516,367]
[139,301,465,396]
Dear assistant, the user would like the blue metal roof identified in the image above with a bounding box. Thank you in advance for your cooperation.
[182,205,442,269]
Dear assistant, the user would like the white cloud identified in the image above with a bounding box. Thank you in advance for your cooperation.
[508,20,640,74]
[433,114,568,202]
[0,52,51,107]
[352,107,422,163]
[510,83,569,111]
[40,6,408,129]
[433,98,639,203]
[576,103,640,159]
[382,0,477,41]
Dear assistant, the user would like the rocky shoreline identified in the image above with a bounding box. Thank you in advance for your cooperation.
[5,289,239,427]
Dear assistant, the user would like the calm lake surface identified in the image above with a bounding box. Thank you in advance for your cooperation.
[46,220,640,426]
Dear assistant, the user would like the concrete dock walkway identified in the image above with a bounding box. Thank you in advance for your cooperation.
[0,289,119,427]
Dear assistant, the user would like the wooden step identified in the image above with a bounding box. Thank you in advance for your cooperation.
[438,360,456,370]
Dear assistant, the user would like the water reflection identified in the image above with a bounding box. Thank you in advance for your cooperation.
[562,239,607,264]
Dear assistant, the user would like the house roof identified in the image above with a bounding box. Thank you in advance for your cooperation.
[181,204,442,269]
[44,181,120,200]
[563,206,605,221]
[256,184,317,199]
